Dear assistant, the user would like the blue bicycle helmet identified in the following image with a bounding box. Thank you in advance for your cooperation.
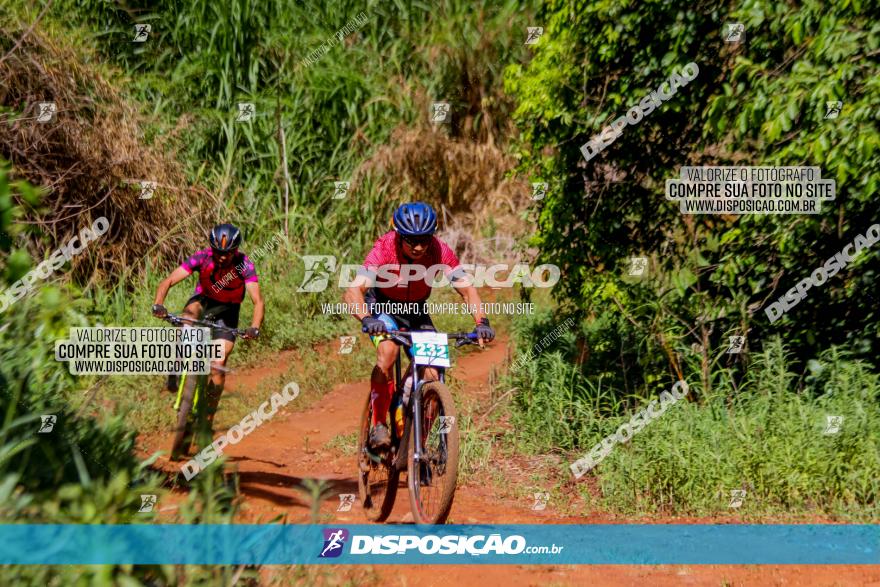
[392,202,438,236]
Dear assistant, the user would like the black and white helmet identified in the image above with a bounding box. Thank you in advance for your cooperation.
[209,223,242,252]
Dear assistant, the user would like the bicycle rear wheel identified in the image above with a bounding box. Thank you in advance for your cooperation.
[357,392,399,522]
[407,381,459,525]
[171,372,198,460]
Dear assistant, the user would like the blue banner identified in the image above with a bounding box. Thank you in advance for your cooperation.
[0,524,876,565]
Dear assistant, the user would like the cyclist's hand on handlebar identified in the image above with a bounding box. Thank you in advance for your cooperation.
[361,316,387,335]
[474,317,495,346]
[152,304,168,318]
[243,327,260,340]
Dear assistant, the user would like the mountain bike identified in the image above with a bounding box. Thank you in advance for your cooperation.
[357,328,478,525]
[160,313,246,460]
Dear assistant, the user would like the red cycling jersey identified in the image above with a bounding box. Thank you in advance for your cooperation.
[180,248,258,304]
[362,231,461,302]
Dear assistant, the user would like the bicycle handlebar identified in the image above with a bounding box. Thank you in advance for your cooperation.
[162,313,248,339]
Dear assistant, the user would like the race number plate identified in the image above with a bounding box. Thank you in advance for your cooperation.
[410,332,450,367]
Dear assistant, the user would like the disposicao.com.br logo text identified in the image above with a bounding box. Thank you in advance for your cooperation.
[318,532,564,557]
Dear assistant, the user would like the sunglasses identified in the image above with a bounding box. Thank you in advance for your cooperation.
[212,247,237,257]
[401,235,432,248]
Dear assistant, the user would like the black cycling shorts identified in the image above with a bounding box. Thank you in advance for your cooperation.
[184,294,241,342]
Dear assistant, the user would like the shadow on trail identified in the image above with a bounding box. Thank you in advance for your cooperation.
[234,470,360,506]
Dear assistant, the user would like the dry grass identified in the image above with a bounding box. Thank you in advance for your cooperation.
[0,16,217,281]
[358,124,534,264]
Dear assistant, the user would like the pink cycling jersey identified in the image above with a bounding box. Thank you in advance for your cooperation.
[181,248,258,304]
[362,231,461,302]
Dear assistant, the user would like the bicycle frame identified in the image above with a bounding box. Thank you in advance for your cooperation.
[174,368,208,413]
[390,346,442,472]
[163,313,247,423]
[374,329,476,472]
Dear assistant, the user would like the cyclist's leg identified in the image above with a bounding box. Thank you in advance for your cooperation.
[369,313,400,428]
[202,338,233,428]
[201,301,240,427]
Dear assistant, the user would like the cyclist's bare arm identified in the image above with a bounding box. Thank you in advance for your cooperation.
[154,266,191,305]
[453,283,486,325]
[344,278,371,321]
[245,281,265,329]
[453,282,488,346]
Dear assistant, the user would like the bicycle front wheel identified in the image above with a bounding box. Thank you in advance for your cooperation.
[357,392,399,522]
[171,372,198,461]
[407,381,459,525]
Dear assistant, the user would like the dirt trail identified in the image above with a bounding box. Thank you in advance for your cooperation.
[144,336,879,586]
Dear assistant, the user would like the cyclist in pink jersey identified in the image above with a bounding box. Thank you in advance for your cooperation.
[151,223,264,427]
[344,202,494,449]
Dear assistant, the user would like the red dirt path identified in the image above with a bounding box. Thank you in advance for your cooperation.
[140,336,880,586]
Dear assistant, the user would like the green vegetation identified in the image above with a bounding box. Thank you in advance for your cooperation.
[1,0,877,580]
[498,0,880,516]
[509,310,880,517]
[1,0,534,581]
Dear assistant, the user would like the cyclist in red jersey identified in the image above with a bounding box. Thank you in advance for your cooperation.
[344,202,494,449]
[151,223,264,428]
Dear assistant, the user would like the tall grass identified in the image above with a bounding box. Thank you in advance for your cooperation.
[507,309,880,518]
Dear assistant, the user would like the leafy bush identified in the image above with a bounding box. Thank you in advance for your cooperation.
[508,308,880,517]
[505,0,880,401]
